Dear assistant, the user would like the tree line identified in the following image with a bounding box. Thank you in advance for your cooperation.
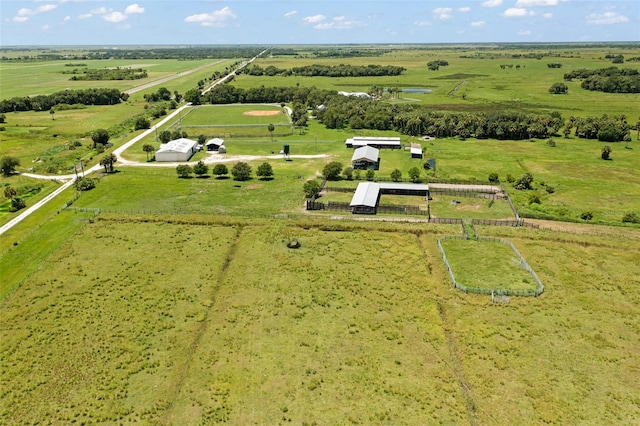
[315,96,565,140]
[238,63,406,77]
[563,67,640,93]
[192,84,337,107]
[0,88,128,113]
[65,67,148,81]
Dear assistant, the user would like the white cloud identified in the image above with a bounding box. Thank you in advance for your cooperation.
[503,8,534,17]
[184,7,237,27]
[284,10,297,18]
[12,16,29,23]
[481,0,503,7]
[125,4,144,15]
[458,7,471,13]
[42,24,51,30]
[103,11,127,23]
[518,30,532,35]
[433,7,453,20]
[90,7,110,15]
[542,12,553,18]
[13,3,57,22]
[303,14,326,24]
[78,13,92,19]
[516,0,558,6]
[414,21,432,27]
[586,12,629,25]
[470,20,486,27]
[315,16,363,30]
[63,15,71,23]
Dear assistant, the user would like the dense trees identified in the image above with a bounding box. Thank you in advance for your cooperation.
[573,115,631,142]
[144,87,172,102]
[203,84,336,107]
[0,88,128,113]
[239,63,405,77]
[134,117,150,130]
[68,67,147,81]
[158,130,172,144]
[1,156,20,175]
[563,67,640,93]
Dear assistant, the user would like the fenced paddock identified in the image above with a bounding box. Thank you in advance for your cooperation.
[437,234,544,297]
[169,104,293,138]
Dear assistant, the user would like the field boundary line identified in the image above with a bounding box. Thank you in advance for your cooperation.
[163,227,243,422]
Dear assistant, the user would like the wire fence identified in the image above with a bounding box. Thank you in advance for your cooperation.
[436,234,544,297]
[472,219,539,228]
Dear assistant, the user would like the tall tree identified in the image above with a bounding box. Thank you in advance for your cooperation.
[256,162,274,180]
[142,143,155,161]
[91,129,110,149]
[193,161,209,177]
[100,153,117,173]
[0,156,20,176]
[49,109,55,120]
[267,123,275,141]
[231,162,252,181]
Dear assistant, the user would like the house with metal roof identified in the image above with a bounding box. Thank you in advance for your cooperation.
[345,136,401,150]
[155,138,198,162]
[351,146,380,170]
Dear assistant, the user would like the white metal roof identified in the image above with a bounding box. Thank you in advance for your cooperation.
[350,182,381,207]
[206,138,224,146]
[345,136,401,148]
[157,138,197,154]
[410,147,422,155]
[351,146,380,163]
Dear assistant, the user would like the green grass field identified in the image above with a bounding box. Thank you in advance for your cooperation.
[1,217,639,424]
[2,45,640,425]
[179,104,290,126]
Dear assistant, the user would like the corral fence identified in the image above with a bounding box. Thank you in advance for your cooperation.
[428,217,463,224]
[430,188,502,200]
[306,200,428,216]
[472,219,539,229]
[436,234,544,297]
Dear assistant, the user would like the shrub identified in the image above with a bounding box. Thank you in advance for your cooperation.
[408,166,421,183]
[134,117,150,130]
[75,177,96,191]
[546,139,556,147]
[506,174,515,183]
[342,167,353,180]
[193,161,209,177]
[212,163,228,177]
[622,211,639,223]
[176,164,193,178]
[303,180,320,198]
[527,192,541,205]
[580,211,593,221]
[548,82,568,94]
[231,162,252,181]
[390,169,402,182]
[488,172,499,183]
[601,145,612,160]
[256,162,274,180]
[366,169,375,181]
[545,186,555,194]
[322,162,343,181]
[10,197,26,212]
[514,172,534,190]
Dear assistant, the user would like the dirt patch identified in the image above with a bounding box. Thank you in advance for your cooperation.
[243,110,281,117]
[245,184,264,189]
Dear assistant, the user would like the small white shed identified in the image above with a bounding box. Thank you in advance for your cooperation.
[206,138,225,152]
[156,138,198,162]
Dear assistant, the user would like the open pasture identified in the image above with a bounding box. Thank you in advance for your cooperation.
[179,104,289,126]
[1,217,640,424]
[0,58,219,99]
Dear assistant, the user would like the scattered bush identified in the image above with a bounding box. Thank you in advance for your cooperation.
[488,172,499,183]
[390,169,402,182]
[176,164,193,178]
[545,186,555,194]
[528,192,541,205]
[408,166,421,183]
[601,145,612,160]
[303,179,320,198]
[10,197,26,212]
[256,162,274,180]
[322,162,343,181]
[342,167,353,180]
[366,169,375,181]
[580,211,593,221]
[212,163,228,178]
[546,139,556,147]
[193,161,209,178]
[514,172,534,190]
[75,177,96,191]
[506,174,515,183]
[134,117,150,130]
[231,162,252,181]
[622,211,639,223]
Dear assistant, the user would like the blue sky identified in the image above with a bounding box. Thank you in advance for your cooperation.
[1,0,638,46]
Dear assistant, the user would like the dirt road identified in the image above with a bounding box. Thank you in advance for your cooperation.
[124,59,226,95]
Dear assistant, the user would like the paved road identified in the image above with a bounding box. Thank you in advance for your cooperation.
[124,60,226,95]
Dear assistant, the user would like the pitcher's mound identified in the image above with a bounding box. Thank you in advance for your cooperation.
[243,110,281,116]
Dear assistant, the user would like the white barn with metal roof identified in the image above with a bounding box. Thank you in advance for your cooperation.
[345,136,401,149]
[156,138,198,162]
[205,138,225,152]
[351,146,380,170]
[350,182,430,214]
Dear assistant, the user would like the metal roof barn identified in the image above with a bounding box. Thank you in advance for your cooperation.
[345,136,401,149]
[351,146,380,170]
[155,138,198,162]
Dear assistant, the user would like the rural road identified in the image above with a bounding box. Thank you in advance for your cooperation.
[124,60,226,95]
[0,50,269,236]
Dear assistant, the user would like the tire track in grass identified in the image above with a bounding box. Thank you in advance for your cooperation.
[162,226,243,422]
[436,301,478,426]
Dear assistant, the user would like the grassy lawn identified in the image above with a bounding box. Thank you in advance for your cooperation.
[429,195,515,220]
[439,238,539,291]
[179,104,290,126]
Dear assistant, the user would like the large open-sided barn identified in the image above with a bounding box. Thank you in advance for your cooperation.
[351,146,380,170]
[155,138,198,162]
[205,138,225,152]
[345,136,401,149]
[349,182,430,214]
